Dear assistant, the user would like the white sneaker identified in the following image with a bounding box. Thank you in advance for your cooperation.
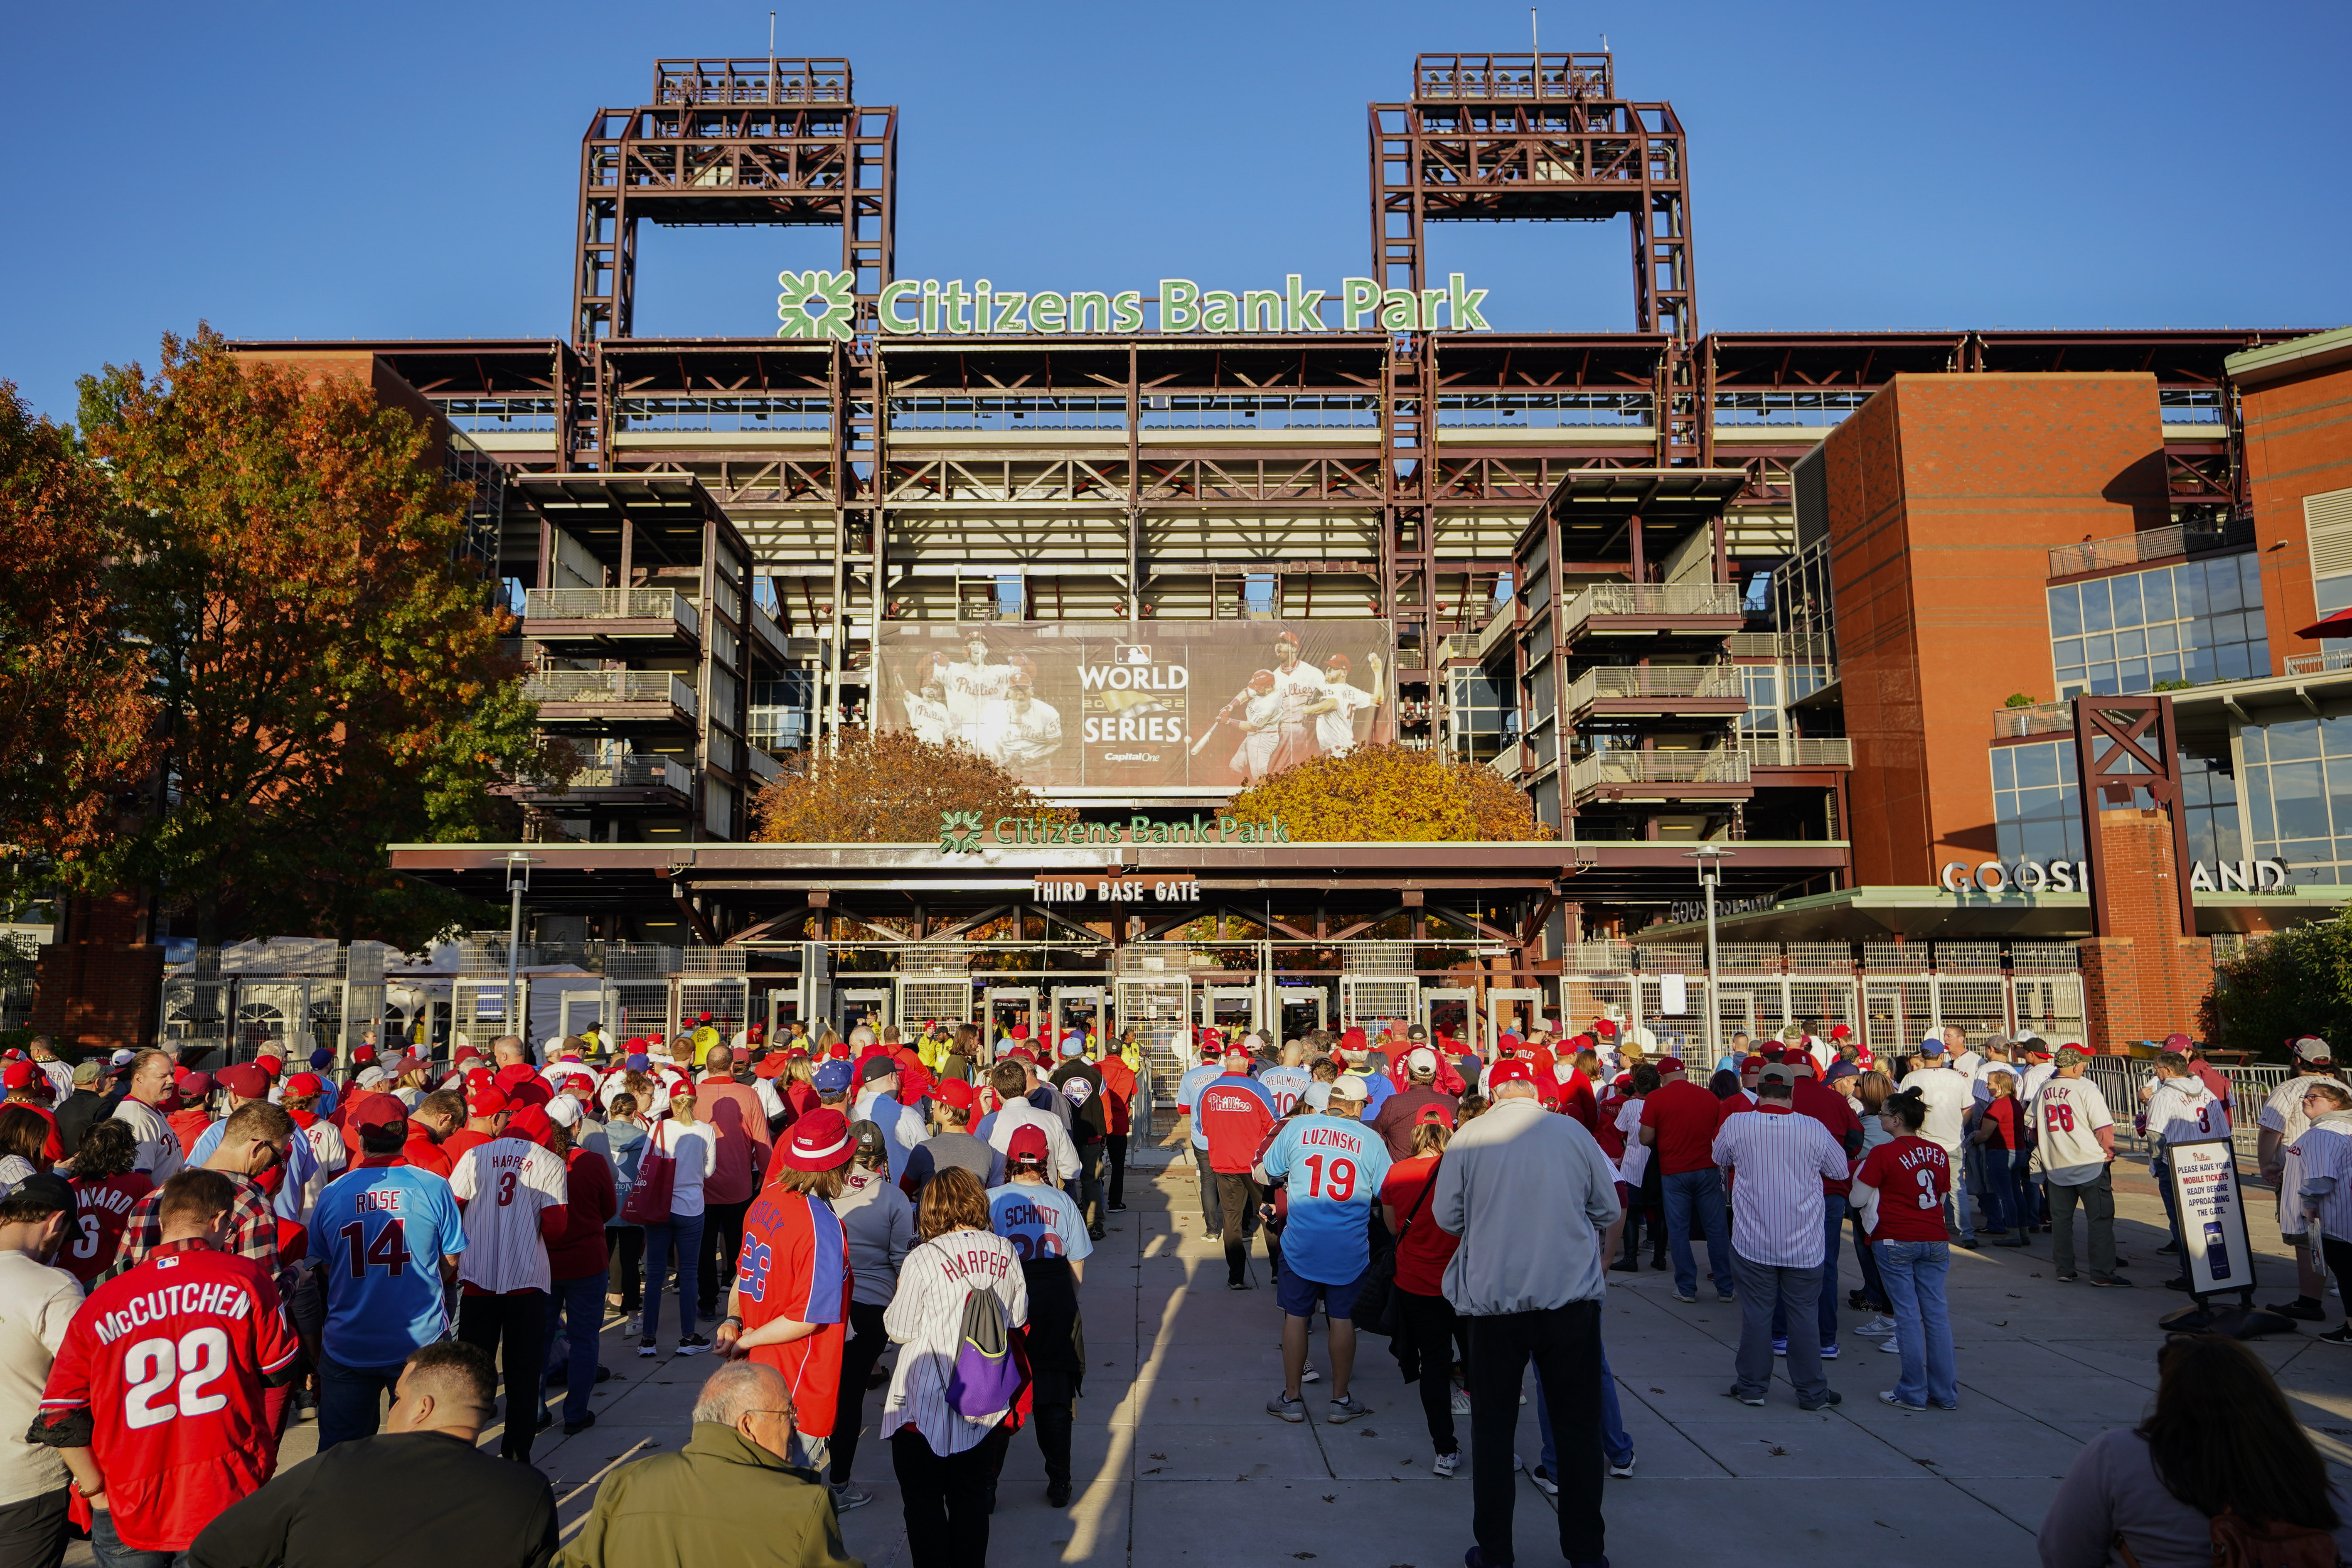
[1432,1451,1460,1478]
[1450,1389,1472,1415]
[1859,1315,1897,1337]
[623,1315,641,1338]
[1299,1365,1321,1385]
[1877,1337,1901,1354]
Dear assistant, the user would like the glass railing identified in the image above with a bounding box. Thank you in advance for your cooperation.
[2046,519,2254,578]
[1560,583,1744,637]
[523,589,701,637]
[1562,665,1745,709]
[522,671,699,716]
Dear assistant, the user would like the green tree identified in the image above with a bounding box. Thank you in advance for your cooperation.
[2208,917,2352,1060]
[69,328,563,947]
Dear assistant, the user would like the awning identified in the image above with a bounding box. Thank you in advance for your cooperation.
[2295,607,2352,640]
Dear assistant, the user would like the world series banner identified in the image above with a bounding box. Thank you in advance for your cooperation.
[876,621,1396,790]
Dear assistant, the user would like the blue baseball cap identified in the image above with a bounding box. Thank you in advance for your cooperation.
[308,1048,333,1069]
[625,1052,650,1072]
[1060,1032,1084,1058]
[814,1061,854,1096]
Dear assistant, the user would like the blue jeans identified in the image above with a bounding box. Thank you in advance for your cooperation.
[1535,1340,1631,1471]
[1661,1168,1734,1298]
[1979,1147,2021,1233]
[1772,1193,1846,1348]
[643,1213,705,1342]
[317,1355,408,1451]
[545,1269,610,1422]
[1875,1239,1958,1408]
[90,1509,185,1567]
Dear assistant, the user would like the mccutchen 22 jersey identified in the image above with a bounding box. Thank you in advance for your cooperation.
[39,1241,300,1552]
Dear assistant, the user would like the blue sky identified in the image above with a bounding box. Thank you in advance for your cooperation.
[6,0,2347,418]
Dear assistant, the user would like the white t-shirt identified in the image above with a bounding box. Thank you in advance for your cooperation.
[448,1135,572,1293]
[1314,680,1375,754]
[109,1099,185,1183]
[1898,1066,1975,1155]
[1614,1096,1649,1186]
[0,1251,80,1506]
[2027,1075,2116,1187]
[992,698,1062,769]
[1971,1057,2022,1103]
[645,1118,718,1218]
[2019,1062,2057,1106]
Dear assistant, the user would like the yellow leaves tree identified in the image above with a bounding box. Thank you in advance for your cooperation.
[753,730,1076,843]
[1225,742,1555,842]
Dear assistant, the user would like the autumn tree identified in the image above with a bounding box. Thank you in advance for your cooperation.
[2207,917,2352,1059]
[67,327,563,947]
[0,383,155,865]
[754,729,1074,842]
[1225,742,1556,842]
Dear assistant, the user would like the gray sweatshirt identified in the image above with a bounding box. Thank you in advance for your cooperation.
[831,1167,915,1308]
[1430,1097,1622,1317]
[2039,1428,2352,1568]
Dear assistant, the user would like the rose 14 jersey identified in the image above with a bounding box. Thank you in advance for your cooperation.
[39,1243,300,1552]
[308,1164,468,1368]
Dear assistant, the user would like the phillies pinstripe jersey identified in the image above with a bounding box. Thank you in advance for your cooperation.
[736,1187,851,1437]
[447,1135,568,1294]
[1709,1106,1848,1267]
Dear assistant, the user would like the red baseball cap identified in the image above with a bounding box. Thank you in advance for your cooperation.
[782,1109,853,1170]
[1741,1055,1767,1071]
[256,1055,285,1079]
[1005,1123,1052,1166]
[346,1091,408,1140]
[175,1069,214,1099]
[2163,1032,2195,1053]
[284,1072,326,1097]
[1760,1045,1786,1062]
[1657,1057,1685,1074]
[352,1046,376,1064]
[1828,1024,1853,1040]
[937,1078,976,1111]
[0,1062,35,1091]
[217,1063,271,1099]
[1594,1019,1617,1037]
[466,1087,510,1118]
[495,1062,537,1090]
[505,1105,556,1148]
[1413,1102,1456,1129]
[1488,1059,1536,1087]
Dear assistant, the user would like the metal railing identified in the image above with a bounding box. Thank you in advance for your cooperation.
[1748,737,1854,766]
[557,753,692,793]
[1562,664,1744,710]
[1413,52,1613,101]
[1560,583,1744,638]
[1993,702,2076,739]
[1711,390,1872,426]
[2046,519,2255,579]
[1569,749,1752,794]
[523,589,701,636]
[523,670,699,716]
[2286,647,2352,676]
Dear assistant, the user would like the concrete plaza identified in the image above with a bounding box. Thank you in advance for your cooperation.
[74,1146,2352,1565]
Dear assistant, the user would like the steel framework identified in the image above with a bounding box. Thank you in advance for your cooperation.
[1371,52,1696,341]
[572,58,897,359]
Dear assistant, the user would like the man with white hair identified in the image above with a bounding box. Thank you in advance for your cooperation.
[563,1360,855,1567]
[490,1035,531,1071]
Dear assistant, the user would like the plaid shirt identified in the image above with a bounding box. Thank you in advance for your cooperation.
[107,1170,281,1283]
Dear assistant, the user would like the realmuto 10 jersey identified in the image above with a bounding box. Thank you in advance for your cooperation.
[447,1135,568,1295]
[39,1243,300,1553]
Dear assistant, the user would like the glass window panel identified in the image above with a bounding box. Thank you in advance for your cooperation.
[2120,658,2151,691]
[2249,635,2270,674]
[2146,622,2178,654]
[2335,839,2352,868]
[2242,552,2267,605]
[2271,759,2329,840]
[2249,769,2276,843]
[2266,717,2321,762]
[2185,645,2218,683]
[2111,574,2145,629]
[2142,570,2177,623]
[2057,665,2087,689]
[2054,637,2084,665]
[2116,628,2146,658]
[2207,558,2241,612]
[2059,746,2079,783]
[2080,578,2113,634]
[2179,566,2208,618]
[2048,586,2081,639]
[2323,714,2352,757]
[2281,839,2330,868]
[2015,742,2059,790]
[2206,809,2242,861]
[2217,643,2251,681]
[2091,669,2122,695]
[2150,653,2183,684]
[1991,749,2015,790]
[2240,726,2266,763]
[2328,757,2352,816]
[2084,633,2114,664]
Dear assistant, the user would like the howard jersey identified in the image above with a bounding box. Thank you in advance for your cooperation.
[735,1188,850,1438]
[309,1165,468,1367]
[39,1244,300,1552]
[63,1174,154,1286]
[447,1136,568,1295]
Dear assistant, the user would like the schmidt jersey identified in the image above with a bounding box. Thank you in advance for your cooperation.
[987,1182,1094,1265]
[1260,1116,1393,1287]
[736,1187,850,1438]
[39,1243,300,1553]
[447,1136,568,1295]
[309,1164,467,1366]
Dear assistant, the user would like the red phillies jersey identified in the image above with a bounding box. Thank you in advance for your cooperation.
[736,1187,850,1437]
[40,1242,300,1551]
[63,1173,155,1285]
[1197,1076,1277,1174]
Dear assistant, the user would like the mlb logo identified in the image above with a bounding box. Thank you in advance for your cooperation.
[1113,643,1153,666]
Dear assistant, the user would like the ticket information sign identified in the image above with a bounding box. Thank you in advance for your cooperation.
[2164,1138,2251,1298]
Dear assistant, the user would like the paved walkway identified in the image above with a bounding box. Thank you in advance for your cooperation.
[71,1149,2352,1564]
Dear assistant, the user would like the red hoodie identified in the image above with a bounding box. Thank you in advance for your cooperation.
[546,1147,618,1280]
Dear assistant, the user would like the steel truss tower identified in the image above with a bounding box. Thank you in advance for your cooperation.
[1370,52,1696,341]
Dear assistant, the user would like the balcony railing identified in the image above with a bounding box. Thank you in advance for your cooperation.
[2045,518,2254,578]
[1748,737,1854,767]
[1993,702,2076,739]
[2286,647,2352,676]
[523,671,699,717]
[560,754,692,793]
[523,589,701,638]
[1560,583,1744,638]
[1569,749,1752,794]
[1563,664,1745,710]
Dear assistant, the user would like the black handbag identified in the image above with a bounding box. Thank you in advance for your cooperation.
[1353,1158,1437,1337]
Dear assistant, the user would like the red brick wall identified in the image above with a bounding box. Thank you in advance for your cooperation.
[28,893,162,1054]
[1826,373,2170,886]
[2079,810,2214,1048]
[2238,354,2352,667]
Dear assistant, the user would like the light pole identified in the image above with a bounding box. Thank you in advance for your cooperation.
[1683,845,1735,1067]
[502,851,536,1046]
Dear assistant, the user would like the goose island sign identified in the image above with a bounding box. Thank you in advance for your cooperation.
[775,271,1493,340]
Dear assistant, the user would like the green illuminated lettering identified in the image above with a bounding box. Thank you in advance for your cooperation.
[993,816,1014,842]
[974,279,994,335]
[1150,821,1170,844]
[1032,292,1068,332]
[1285,274,1326,332]
[1201,291,1240,333]
[1449,273,1490,331]
[922,279,940,333]
[1270,819,1290,843]
[944,280,972,334]
[1111,291,1144,332]
[994,292,1028,332]
[1159,280,1200,333]
[1218,814,1237,842]
[1420,288,1447,329]
[880,280,923,333]
[1341,277,1380,330]
[1069,291,1111,331]
[1379,289,1419,331]
[1131,814,1154,842]
[1241,290,1282,332]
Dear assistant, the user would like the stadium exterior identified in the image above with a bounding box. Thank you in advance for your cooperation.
[211,52,2349,1074]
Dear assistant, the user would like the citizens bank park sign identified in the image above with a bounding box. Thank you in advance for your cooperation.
[774,270,1492,340]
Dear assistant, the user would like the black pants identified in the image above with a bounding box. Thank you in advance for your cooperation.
[829,1300,890,1484]
[699,1197,752,1316]
[1468,1300,1604,1566]
[1073,1142,1104,1233]
[1105,1133,1129,1208]
[1216,1172,1259,1285]
[609,1224,645,1314]
[459,1288,550,1464]
[892,1422,1013,1568]
[1193,1146,1219,1233]
[0,1485,68,1568]
[1396,1287,1469,1455]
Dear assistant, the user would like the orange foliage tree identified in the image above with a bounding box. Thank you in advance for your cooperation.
[70,328,563,945]
[1224,742,1556,842]
[0,383,155,865]
[754,729,1075,842]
